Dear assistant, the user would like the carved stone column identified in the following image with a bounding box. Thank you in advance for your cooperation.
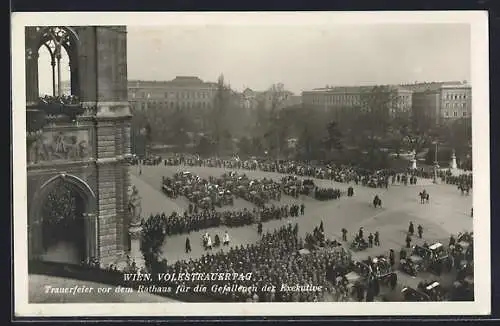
[128,219,144,269]
[82,212,98,262]
[25,49,39,105]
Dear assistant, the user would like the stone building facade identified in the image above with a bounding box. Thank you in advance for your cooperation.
[409,81,472,126]
[25,26,132,267]
[302,85,413,118]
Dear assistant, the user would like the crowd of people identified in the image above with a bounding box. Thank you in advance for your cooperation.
[152,155,450,192]
[38,94,80,105]
[131,154,473,302]
[314,187,343,201]
[158,223,357,302]
[141,203,306,238]
[440,172,473,195]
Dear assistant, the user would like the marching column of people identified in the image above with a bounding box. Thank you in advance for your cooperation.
[142,204,306,238]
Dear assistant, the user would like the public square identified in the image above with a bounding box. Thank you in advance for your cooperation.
[21,22,479,309]
[131,164,473,299]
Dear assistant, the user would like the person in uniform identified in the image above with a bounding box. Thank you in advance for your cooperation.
[206,234,212,250]
[408,222,415,236]
[374,231,380,246]
[389,249,395,266]
[185,237,191,253]
[368,233,374,248]
[405,233,412,248]
[358,227,364,239]
[417,224,423,239]
[223,231,230,246]
[400,248,407,260]
[449,235,456,247]
[257,222,263,235]
[300,203,305,215]
[341,228,348,242]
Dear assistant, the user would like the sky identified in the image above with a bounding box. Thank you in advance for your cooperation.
[38,23,470,95]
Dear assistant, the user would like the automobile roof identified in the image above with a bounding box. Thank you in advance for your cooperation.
[426,282,440,290]
[429,243,443,250]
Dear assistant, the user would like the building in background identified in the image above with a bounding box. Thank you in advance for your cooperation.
[302,85,412,119]
[408,81,471,126]
[128,76,218,113]
[438,83,472,121]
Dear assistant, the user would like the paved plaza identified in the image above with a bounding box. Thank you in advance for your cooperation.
[132,165,473,295]
[28,165,472,303]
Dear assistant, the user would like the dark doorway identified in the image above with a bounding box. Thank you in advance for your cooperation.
[39,181,87,265]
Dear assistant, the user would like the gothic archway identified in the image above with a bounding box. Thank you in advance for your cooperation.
[28,174,97,265]
[27,26,81,101]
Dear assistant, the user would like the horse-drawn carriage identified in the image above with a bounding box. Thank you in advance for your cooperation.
[367,177,378,188]
[301,179,315,195]
[369,256,398,290]
[337,256,396,299]
[219,189,234,206]
[350,235,369,251]
[198,196,212,210]
[161,177,176,197]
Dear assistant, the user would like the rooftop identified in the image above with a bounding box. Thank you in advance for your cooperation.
[128,77,217,88]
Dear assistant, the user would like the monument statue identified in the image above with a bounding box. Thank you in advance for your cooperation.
[450,149,458,170]
[410,149,417,169]
[128,185,142,225]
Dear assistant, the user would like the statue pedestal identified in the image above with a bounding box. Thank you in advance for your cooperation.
[410,159,417,170]
[450,154,458,170]
[128,223,144,269]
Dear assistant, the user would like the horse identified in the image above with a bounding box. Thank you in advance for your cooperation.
[373,196,382,208]
[418,191,428,204]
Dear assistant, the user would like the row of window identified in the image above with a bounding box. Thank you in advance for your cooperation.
[130,91,215,100]
[307,94,411,106]
[444,102,468,109]
[134,101,213,110]
[444,111,468,117]
[445,94,468,100]
[309,95,361,105]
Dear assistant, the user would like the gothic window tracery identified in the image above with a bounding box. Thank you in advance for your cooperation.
[35,27,79,98]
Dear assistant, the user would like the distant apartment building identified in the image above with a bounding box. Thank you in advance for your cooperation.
[301,85,413,118]
[407,81,471,125]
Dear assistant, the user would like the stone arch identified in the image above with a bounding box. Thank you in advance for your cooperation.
[29,26,82,98]
[28,173,98,264]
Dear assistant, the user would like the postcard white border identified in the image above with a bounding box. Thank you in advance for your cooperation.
[12,11,490,317]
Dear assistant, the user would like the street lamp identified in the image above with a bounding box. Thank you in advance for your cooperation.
[432,140,439,184]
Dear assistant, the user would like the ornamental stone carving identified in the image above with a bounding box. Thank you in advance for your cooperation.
[27,130,92,164]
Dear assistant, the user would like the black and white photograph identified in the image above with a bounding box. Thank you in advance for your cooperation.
[12,12,490,317]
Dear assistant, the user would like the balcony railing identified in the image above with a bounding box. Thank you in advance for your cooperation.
[27,96,85,148]
[37,95,85,120]
[27,95,86,130]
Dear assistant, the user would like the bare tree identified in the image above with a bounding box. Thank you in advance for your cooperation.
[263,83,290,159]
[211,74,233,156]
[358,85,399,156]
